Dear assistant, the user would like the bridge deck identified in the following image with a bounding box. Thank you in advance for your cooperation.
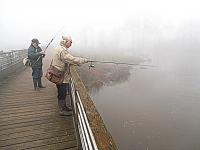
[0,68,78,150]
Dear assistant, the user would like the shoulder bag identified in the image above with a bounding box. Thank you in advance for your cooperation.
[45,59,64,85]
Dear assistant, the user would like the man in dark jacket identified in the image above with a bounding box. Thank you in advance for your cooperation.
[28,38,45,90]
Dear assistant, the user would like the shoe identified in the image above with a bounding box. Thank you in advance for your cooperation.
[34,87,40,91]
[38,85,46,88]
[59,110,72,116]
[38,78,45,88]
[65,106,72,111]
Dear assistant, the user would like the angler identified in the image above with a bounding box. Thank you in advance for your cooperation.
[26,27,64,90]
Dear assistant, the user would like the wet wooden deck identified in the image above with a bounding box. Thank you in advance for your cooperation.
[0,68,78,150]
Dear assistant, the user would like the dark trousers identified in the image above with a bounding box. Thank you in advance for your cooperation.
[56,83,70,109]
[56,83,70,100]
[32,68,43,79]
[32,68,43,89]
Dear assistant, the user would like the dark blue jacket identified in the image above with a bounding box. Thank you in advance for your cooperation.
[28,45,43,68]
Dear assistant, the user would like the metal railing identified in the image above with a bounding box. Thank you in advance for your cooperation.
[0,50,27,72]
[70,79,98,150]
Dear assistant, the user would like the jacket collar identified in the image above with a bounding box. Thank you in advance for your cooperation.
[60,46,68,51]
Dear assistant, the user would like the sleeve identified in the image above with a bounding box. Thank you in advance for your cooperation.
[60,50,88,65]
[37,46,43,52]
[28,47,42,59]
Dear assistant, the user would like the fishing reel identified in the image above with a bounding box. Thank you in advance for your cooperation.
[88,61,95,69]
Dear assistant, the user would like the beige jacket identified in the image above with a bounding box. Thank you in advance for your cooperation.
[52,45,87,83]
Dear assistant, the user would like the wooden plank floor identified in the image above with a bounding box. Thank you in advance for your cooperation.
[0,67,78,150]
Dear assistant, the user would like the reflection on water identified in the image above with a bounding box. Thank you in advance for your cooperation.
[89,66,148,94]
[90,69,131,94]
[78,63,132,93]
[89,51,200,150]
[89,80,103,94]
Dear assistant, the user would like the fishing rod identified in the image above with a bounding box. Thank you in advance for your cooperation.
[87,60,156,69]
[35,26,65,61]
[44,26,65,53]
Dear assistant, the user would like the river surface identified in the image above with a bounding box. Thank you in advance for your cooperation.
[89,49,200,150]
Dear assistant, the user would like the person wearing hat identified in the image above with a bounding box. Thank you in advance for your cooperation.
[28,38,46,90]
[52,36,88,116]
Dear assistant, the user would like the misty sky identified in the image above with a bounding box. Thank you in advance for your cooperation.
[1,0,200,58]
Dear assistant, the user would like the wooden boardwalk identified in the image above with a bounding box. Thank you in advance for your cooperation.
[0,67,78,150]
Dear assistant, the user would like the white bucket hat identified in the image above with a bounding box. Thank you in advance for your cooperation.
[62,36,72,42]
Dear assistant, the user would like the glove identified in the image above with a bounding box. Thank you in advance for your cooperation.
[40,51,45,54]
[40,51,45,57]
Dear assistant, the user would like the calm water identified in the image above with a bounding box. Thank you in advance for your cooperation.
[90,50,200,150]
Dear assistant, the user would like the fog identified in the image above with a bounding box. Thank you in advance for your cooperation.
[1,0,200,60]
[1,1,200,149]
